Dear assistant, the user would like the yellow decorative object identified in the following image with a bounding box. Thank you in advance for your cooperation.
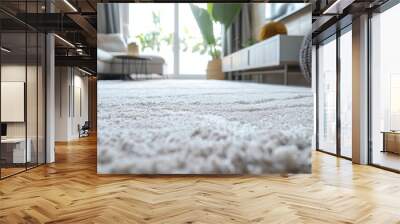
[128,42,139,56]
[258,21,287,41]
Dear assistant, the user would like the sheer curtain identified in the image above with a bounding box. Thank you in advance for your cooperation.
[98,4,120,34]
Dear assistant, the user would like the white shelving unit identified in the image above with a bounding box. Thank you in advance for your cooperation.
[222,35,305,85]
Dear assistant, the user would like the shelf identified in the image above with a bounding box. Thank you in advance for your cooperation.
[222,35,304,72]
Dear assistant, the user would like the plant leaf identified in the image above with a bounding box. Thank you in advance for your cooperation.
[190,3,216,46]
[207,3,214,19]
[211,3,242,29]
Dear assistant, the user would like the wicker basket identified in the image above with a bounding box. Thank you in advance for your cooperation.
[206,58,224,80]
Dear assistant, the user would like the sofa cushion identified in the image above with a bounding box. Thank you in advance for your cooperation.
[97,33,127,53]
[97,49,113,61]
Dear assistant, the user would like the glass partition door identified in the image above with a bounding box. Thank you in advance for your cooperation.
[316,25,353,159]
[317,36,337,154]
[0,1,46,179]
[339,29,352,158]
[370,3,400,171]
[1,31,28,177]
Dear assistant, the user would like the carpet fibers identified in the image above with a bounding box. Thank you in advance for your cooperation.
[98,80,313,174]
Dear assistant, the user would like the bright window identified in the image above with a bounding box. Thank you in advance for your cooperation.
[178,3,221,75]
[129,3,175,74]
[129,3,221,76]
[371,3,400,171]
[340,29,352,158]
[318,37,337,154]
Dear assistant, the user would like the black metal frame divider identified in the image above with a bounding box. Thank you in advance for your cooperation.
[314,0,400,173]
[0,0,47,180]
[314,16,352,161]
[0,10,2,179]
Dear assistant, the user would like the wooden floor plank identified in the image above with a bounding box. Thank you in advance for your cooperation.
[0,135,399,223]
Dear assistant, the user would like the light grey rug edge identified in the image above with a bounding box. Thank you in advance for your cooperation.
[97,80,313,174]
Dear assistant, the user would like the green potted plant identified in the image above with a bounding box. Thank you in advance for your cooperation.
[190,3,241,80]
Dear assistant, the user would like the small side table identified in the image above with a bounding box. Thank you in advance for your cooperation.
[1,138,32,165]
[381,131,400,154]
[114,54,151,80]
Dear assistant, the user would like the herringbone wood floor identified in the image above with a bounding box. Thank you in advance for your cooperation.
[0,135,400,224]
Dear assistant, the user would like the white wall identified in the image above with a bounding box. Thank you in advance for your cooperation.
[71,73,89,138]
[55,66,68,141]
[1,65,41,137]
[55,67,89,141]
[1,82,25,122]
[1,65,25,137]
[251,3,266,40]
[281,7,312,36]
[1,65,27,140]
[1,63,47,164]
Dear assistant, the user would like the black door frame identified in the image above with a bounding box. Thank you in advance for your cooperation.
[0,1,48,180]
[314,16,352,161]
[315,0,400,173]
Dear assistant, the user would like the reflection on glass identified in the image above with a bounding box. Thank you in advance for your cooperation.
[27,31,38,169]
[371,4,400,171]
[340,30,352,158]
[1,31,27,177]
[318,37,337,154]
[0,1,47,178]
[38,33,46,165]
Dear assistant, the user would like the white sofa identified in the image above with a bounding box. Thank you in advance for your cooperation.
[97,34,165,77]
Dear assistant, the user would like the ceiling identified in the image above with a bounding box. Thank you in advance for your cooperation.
[1,0,97,73]
[312,0,390,42]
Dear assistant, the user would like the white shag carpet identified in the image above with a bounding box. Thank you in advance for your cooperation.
[98,80,313,174]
